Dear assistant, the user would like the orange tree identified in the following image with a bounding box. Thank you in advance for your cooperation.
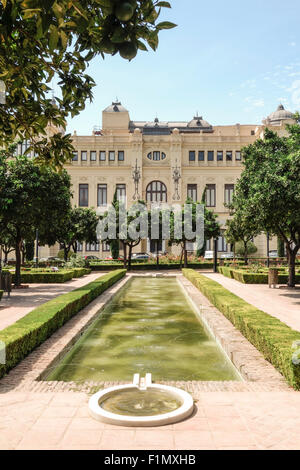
[0,1,176,168]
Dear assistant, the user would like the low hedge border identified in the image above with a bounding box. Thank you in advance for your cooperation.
[218,266,300,284]
[89,262,214,271]
[11,270,75,284]
[0,269,126,380]
[183,269,300,389]
[71,267,91,278]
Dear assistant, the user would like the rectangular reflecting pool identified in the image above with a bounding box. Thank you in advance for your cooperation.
[46,277,240,382]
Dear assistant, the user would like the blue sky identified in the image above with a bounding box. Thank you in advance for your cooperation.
[64,0,300,134]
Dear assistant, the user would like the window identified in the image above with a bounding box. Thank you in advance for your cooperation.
[251,130,255,136]
[225,184,234,204]
[86,242,99,252]
[81,151,87,161]
[76,242,83,252]
[18,140,30,156]
[72,151,78,161]
[205,184,216,207]
[100,151,106,161]
[208,151,214,161]
[147,151,166,161]
[187,184,197,202]
[90,151,96,161]
[146,181,167,203]
[150,239,162,253]
[235,151,241,161]
[102,241,110,252]
[118,151,124,161]
[79,184,88,207]
[109,151,115,161]
[116,184,126,204]
[189,151,196,162]
[198,151,205,161]
[217,151,223,161]
[226,151,232,161]
[217,233,227,252]
[206,239,211,250]
[97,184,107,206]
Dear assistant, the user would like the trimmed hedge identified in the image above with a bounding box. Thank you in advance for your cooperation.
[71,267,91,278]
[0,269,126,379]
[218,266,300,284]
[89,262,214,271]
[0,290,3,301]
[183,269,300,389]
[11,270,75,284]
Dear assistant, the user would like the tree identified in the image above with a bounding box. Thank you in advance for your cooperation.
[0,148,72,285]
[224,211,259,265]
[56,207,99,261]
[0,1,175,168]
[195,189,221,258]
[233,126,300,287]
[109,190,120,260]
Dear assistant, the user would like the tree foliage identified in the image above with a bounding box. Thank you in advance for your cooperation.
[232,126,300,286]
[56,206,99,261]
[0,146,72,284]
[0,0,175,168]
[225,210,259,264]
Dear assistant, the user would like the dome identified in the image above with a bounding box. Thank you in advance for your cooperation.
[267,104,294,124]
[103,101,128,113]
[187,115,211,128]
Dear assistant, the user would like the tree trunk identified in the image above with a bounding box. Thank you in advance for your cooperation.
[15,236,22,287]
[183,241,188,268]
[287,246,298,288]
[244,241,248,266]
[4,250,8,264]
[21,242,25,265]
[128,244,132,271]
[64,245,69,262]
[156,240,159,269]
[179,245,183,269]
[122,242,127,268]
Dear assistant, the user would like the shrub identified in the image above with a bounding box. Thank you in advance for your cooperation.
[183,269,300,389]
[0,290,3,301]
[71,267,91,278]
[0,269,126,379]
[11,270,75,284]
[65,254,88,268]
[235,241,258,256]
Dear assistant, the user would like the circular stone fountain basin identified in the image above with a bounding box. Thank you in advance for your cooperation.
[89,375,194,427]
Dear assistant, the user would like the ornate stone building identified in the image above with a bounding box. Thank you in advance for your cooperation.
[42,102,295,259]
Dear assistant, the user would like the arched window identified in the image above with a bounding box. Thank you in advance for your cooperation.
[147,151,166,161]
[146,181,167,203]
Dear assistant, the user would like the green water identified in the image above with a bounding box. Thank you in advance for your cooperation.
[46,277,240,382]
[100,389,182,416]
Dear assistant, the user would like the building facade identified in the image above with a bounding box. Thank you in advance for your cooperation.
[41,103,295,259]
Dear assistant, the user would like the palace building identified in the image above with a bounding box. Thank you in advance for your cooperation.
[39,102,295,259]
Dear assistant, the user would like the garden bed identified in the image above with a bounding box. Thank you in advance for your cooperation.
[7,268,91,284]
[183,269,300,390]
[0,269,126,380]
[89,262,214,271]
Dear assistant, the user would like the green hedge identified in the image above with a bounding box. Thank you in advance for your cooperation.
[71,268,91,278]
[219,267,300,284]
[0,290,3,301]
[12,270,75,284]
[183,269,300,389]
[89,262,214,271]
[0,269,126,379]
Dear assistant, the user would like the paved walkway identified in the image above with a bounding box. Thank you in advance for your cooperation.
[202,272,300,332]
[0,390,300,450]
[0,272,106,331]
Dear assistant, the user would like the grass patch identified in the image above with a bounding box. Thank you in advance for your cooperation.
[183,268,300,390]
[0,269,126,379]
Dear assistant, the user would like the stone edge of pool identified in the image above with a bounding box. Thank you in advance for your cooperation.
[0,272,289,394]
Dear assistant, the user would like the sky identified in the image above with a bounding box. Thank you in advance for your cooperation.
[62,0,300,135]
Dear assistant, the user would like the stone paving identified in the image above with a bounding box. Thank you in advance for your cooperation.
[202,272,300,332]
[0,272,106,330]
[0,271,300,450]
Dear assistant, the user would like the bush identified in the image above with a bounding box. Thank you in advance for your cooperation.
[235,241,258,256]
[0,269,126,379]
[71,267,91,278]
[183,269,300,389]
[11,270,75,284]
[0,290,3,301]
[65,254,88,268]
